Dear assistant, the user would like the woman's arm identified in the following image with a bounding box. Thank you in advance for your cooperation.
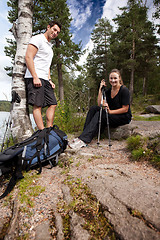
[97,79,106,106]
[104,104,129,114]
[103,85,130,114]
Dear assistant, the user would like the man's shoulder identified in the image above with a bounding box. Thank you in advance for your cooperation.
[30,33,43,41]
[29,34,44,47]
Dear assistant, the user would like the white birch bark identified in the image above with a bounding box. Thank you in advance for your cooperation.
[11,0,33,141]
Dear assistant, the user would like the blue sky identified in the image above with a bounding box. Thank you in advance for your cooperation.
[67,0,106,46]
[0,0,157,101]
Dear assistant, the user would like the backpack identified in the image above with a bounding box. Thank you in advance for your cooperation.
[0,125,68,199]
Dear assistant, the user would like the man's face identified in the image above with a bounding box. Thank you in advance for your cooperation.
[47,24,61,40]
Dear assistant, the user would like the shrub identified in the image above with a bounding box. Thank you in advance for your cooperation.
[126,135,160,169]
[131,148,145,160]
[53,101,85,134]
[126,135,142,151]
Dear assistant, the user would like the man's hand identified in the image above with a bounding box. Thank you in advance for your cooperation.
[49,80,55,89]
[33,77,42,87]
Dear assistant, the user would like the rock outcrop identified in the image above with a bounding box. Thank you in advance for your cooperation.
[145,105,160,114]
[107,120,160,140]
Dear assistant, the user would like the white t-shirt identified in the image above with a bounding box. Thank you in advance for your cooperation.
[25,34,53,80]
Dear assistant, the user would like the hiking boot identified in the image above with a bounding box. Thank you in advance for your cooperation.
[68,138,87,149]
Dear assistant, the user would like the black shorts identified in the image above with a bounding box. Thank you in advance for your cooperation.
[25,78,57,108]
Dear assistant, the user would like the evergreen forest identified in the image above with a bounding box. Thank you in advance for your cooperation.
[3,0,160,132]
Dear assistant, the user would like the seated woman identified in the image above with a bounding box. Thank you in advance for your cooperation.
[69,69,132,149]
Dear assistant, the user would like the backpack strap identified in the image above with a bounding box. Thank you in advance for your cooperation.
[52,125,68,150]
[25,128,50,173]
[0,156,24,199]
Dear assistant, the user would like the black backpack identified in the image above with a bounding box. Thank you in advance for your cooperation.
[0,125,68,199]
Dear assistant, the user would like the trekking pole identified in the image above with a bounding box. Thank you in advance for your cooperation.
[103,90,112,150]
[1,91,21,152]
[1,115,11,152]
[97,89,104,146]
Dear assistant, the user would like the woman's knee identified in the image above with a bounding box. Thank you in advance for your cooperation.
[88,105,100,114]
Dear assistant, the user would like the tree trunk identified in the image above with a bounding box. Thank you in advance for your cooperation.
[143,76,147,96]
[129,27,135,104]
[55,38,64,101]
[129,66,134,104]
[57,63,64,101]
[11,0,33,141]
[104,36,108,81]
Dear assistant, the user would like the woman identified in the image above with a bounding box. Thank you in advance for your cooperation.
[69,69,132,149]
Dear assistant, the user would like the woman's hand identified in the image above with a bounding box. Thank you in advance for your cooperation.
[103,101,110,113]
[98,79,106,106]
[100,79,106,90]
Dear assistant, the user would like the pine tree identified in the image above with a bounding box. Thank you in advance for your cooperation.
[86,17,113,98]
[112,0,158,102]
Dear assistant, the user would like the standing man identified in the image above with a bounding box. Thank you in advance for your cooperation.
[25,20,61,130]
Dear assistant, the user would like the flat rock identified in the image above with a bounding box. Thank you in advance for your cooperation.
[34,221,51,240]
[145,105,160,114]
[108,121,160,140]
[80,163,160,240]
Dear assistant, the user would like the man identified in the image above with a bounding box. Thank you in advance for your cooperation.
[25,20,61,129]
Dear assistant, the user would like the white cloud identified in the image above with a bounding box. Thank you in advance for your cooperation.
[67,0,93,30]
[0,55,12,101]
[78,0,158,66]
[79,38,93,65]
[102,0,128,29]
[0,3,13,100]
[0,11,8,21]
[0,81,11,101]
[102,0,157,28]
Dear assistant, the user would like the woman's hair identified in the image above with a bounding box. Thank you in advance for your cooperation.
[109,69,123,85]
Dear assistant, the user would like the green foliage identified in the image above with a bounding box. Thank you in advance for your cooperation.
[0,101,10,111]
[126,135,143,151]
[131,148,146,160]
[18,171,45,207]
[133,115,160,121]
[57,176,116,239]
[5,0,160,105]
[7,0,18,23]
[131,94,160,115]
[87,18,113,90]
[53,101,85,133]
[127,135,160,169]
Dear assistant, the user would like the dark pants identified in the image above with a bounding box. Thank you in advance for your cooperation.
[79,106,131,144]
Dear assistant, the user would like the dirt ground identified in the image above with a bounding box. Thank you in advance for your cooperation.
[0,132,160,239]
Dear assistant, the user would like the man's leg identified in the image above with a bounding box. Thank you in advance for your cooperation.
[33,105,44,130]
[46,105,56,127]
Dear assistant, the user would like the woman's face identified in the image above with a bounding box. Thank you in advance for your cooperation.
[109,72,121,87]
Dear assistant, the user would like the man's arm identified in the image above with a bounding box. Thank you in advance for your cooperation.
[48,69,55,89]
[25,44,42,87]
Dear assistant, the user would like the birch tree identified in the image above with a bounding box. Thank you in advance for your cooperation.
[11,0,33,141]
